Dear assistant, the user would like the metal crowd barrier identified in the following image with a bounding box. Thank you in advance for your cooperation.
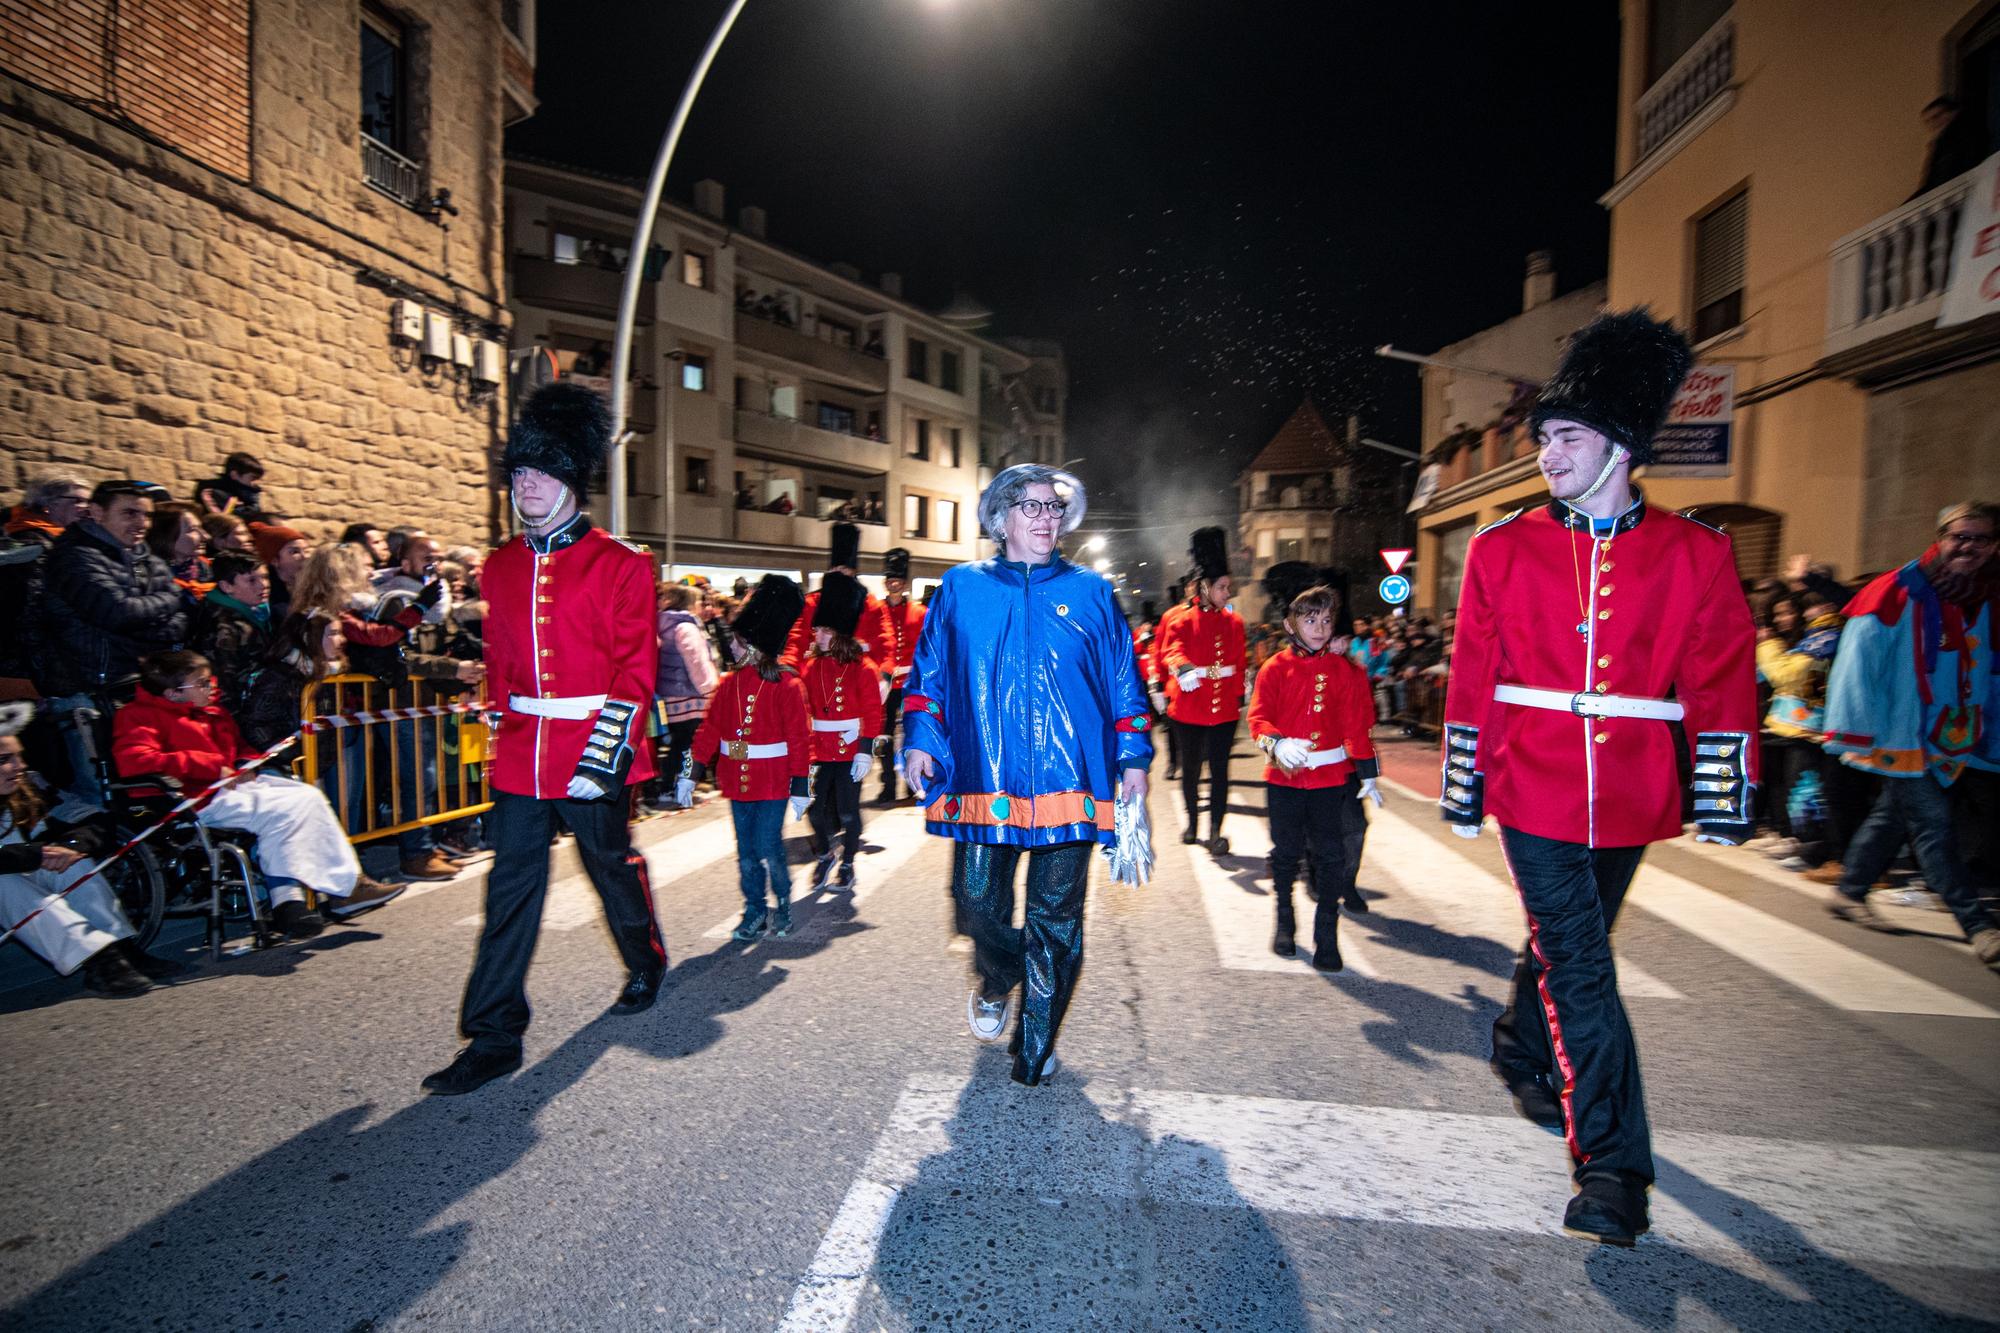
[295,674,492,844]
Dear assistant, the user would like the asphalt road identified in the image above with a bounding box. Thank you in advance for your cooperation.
[2,735,1996,1332]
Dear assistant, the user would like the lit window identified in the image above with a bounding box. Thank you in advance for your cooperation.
[936,499,957,543]
[904,493,928,538]
[552,232,579,265]
[682,250,708,288]
[681,353,708,392]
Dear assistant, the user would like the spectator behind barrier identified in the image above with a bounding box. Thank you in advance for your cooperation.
[0,475,90,684]
[192,552,274,714]
[146,501,212,602]
[251,524,311,623]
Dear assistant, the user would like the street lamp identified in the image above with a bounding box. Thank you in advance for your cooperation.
[1083,536,1106,553]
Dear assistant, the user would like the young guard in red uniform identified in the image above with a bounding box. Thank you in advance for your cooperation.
[871,547,926,806]
[781,522,886,671]
[1157,528,1247,853]
[1443,310,1757,1245]
[803,571,885,890]
[1246,565,1381,969]
[683,575,813,940]
[424,383,666,1098]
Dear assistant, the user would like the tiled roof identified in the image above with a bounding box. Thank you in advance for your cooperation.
[1240,400,1342,476]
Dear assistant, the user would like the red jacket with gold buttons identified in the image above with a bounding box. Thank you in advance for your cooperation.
[875,597,927,685]
[802,653,887,760]
[780,590,888,671]
[691,666,812,801]
[486,519,657,800]
[1156,601,1247,725]
[1246,646,1377,789]
[1443,499,1758,846]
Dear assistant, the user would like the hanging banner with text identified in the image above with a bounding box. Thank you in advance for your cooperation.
[1938,151,2000,328]
[1647,364,1735,478]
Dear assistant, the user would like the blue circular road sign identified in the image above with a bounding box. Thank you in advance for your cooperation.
[1378,574,1411,605]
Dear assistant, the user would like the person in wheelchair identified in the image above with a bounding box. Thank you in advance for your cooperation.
[0,710,188,995]
[110,651,402,939]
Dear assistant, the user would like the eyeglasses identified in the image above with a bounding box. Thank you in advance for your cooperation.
[1011,499,1068,519]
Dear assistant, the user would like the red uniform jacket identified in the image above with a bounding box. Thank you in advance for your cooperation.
[875,597,927,685]
[802,654,887,761]
[486,520,658,800]
[781,590,888,671]
[112,685,247,787]
[1246,647,1377,788]
[1444,500,1758,846]
[1157,601,1248,725]
[692,667,812,801]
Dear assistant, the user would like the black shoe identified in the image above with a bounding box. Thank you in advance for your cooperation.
[1496,1067,1565,1130]
[81,948,152,996]
[421,1046,523,1096]
[834,860,857,890]
[810,849,839,890]
[1165,765,1180,781]
[1272,924,1295,958]
[272,899,326,939]
[116,938,193,980]
[1342,891,1370,914]
[1206,835,1231,856]
[1181,824,1200,845]
[610,970,664,1016]
[1563,1173,1649,1247]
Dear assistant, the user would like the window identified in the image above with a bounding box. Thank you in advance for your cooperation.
[946,426,962,468]
[552,231,580,265]
[818,317,856,349]
[1647,0,1731,84]
[1275,537,1304,563]
[936,498,958,543]
[685,455,711,495]
[818,402,856,435]
[904,493,929,538]
[909,417,931,461]
[907,337,929,383]
[681,249,709,289]
[360,9,407,154]
[1692,189,1747,343]
[681,353,708,392]
[1034,386,1059,413]
[626,451,648,497]
[938,349,961,393]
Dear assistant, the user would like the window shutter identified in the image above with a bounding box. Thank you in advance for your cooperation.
[1694,191,1748,312]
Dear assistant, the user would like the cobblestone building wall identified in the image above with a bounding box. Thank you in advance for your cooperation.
[0,0,519,548]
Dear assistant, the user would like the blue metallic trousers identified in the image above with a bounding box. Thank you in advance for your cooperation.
[951,839,1093,1086]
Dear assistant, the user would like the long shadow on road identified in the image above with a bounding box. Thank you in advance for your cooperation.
[3,893,865,1332]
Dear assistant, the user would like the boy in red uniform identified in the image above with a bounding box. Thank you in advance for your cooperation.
[1157,528,1247,853]
[1246,567,1380,970]
[781,523,886,671]
[871,547,925,805]
[802,571,885,890]
[683,576,813,939]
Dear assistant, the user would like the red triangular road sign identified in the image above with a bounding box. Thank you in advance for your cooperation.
[1380,548,1412,574]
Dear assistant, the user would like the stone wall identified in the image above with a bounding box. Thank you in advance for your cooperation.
[1861,360,2000,573]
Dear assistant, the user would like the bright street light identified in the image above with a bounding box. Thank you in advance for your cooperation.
[1093,558,1111,573]
[1084,537,1106,553]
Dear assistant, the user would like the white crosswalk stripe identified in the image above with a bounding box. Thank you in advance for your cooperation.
[1182,809,1380,976]
[701,806,929,939]
[454,811,742,932]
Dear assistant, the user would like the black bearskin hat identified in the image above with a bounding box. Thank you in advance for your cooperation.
[734,574,805,661]
[1261,561,1318,620]
[1189,526,1231,583]
[829,522,861,571]
[503,382,611,496]
[812,570,868,636]
[1530,308,1693,467]
[882,547,911,582]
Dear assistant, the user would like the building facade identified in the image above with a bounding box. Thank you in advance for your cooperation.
[505,160,1063,586]
[0,0,532,546]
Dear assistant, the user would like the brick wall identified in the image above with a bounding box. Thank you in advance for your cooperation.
[0,0,251,178]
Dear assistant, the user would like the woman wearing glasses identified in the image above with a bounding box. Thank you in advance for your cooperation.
[901,464,1154,1086]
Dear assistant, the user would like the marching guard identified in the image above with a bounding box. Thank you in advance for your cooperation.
[1156,527,1246,853]
[802,571,885,890]
[872,547,926,805]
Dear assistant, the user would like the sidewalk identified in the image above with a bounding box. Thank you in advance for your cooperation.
[1370,728,1440,798]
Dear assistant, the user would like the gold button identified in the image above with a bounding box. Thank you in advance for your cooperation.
[543,690,554,698]
[537,616,550,624]
[1310,731,1321,740]
[1312,704,1323,713]
[1598,585,1613,596]
[539,575,552,584]
[1595,683,1609,693]
[1596,655,1611,668]
[1594,732,1608,744]
[1598,609,1612,621]
[540,648,551,657]
[541,672,552,681]
[1600,561,1613,573]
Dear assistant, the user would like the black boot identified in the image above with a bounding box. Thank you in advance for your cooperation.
[422,1045,523,1096]
[116,938,193,980]
[1272,884,1296,958]
[1206,817,1229,857]
[834,859,857,890]
[81,947,152,996]
[1181,821,1200,845]
[810,848,839,890]
[1310,901,1342,972]
[1563,1173,1650,1246]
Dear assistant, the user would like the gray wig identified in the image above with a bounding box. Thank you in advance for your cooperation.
[977,464,1088,546]
[23,475,87,509]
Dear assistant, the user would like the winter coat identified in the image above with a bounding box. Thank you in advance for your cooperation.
[37,521,191,697]
[0,799,114,874]
[238,651,314,753]
[110,684,249,788]
[193,591,274,712]
[655,607,717,721]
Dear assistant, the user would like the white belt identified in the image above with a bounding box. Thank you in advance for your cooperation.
[1303,746,1349,768]
[1494,684,1684,722]
[892,664,911,678]
[509,692,606,720]
[719,740,788,760]
[1182,664,1238,685]
[811,718,860,732]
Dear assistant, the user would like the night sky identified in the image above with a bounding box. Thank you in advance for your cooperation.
[509,0,1619,565]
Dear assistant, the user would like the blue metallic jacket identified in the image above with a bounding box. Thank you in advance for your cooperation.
[903,555,1154,846]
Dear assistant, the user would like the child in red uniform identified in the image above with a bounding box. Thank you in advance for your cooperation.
[802,571,885,891]
[1245,572,1381,970]
[684,576,812,940]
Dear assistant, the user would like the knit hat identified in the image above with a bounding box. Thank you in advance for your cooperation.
[812,570,869,635]
[734,574,805,661]
[250,523,306,566]
[1530,308,1694,466]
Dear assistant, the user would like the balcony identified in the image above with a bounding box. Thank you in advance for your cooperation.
[733,408,891,473]
[512,255,655,323]
[733,508,891,556]
[735,310,887,391]
[362,133,423,207]
[1823,171,1978,368]
[1635,17,1733,161]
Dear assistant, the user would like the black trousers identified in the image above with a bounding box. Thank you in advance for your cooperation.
[460,789,666,1055]
[1174,719,1235,837]
[1493,827,1653,1184]
[660,718,700,792]
[952,839,1093,1086]
[809,762,863,861]
[1267,782,1366,951]
[879,685,904,799]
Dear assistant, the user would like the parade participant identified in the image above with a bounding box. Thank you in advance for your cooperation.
[1443,309,1757,1246]
[1156,528,1246,853]
[871,547,926,805]
[680,576,812,939]
[1245,563,1379,968]
[422,383,666,1098]
[902,464,1152,1086]
[780,522,886,670]
[801,571,884,890]
[1819,501,2000,970]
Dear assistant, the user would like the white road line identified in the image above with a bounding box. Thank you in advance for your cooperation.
[701,807,929,939]
[1181,798,1381,978]
[1365,802,1683,999]
[783,1072,2000,1331]
[1674,835,1974,941]
[455,813,743,932]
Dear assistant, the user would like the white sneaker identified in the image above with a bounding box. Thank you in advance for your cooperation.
[967,990,1010,1042]
[1034,1053,1059,1083]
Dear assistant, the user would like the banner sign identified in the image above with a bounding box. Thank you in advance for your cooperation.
[1648,364,1734,478]
[1939,152,2000,328]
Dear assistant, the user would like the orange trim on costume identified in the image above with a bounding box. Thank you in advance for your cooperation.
[925,789,1116,832]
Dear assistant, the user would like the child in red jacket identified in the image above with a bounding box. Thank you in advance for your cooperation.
[682,577,811,940]
[1245,579,1380,971]
[801,572,885,891]
[112,650,400,938]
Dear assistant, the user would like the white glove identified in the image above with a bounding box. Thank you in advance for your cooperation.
[1271,737,1311,770]
[1148,689,1168,714]
[850,754,873,784]
[1452,823,1481,840]
[674,778,695,807]
[788,794,812,821]
[566,773,609,800]
[1358,777,1384,808]
[1176,668,1203,692]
